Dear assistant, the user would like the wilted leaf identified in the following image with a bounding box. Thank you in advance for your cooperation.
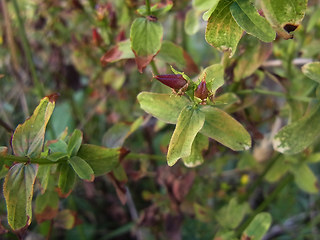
[76,144,120,176]
[35,190,59,223]
[230,0,276,42]
[68,156,95,182]
[200,106,251,151]
[242,212,272,240]
[273,105,320,154]
[290,163,319,193]
[261,0,308,39]
[100,39,134,66]
[183,133,208,167]
[54,210,80,230]
[130,17,163,72]
[167,106,205,166]
[302,62,320,83]
[12,94,57,158]
[205,0,243,57]
[3,163,38,230]
[137,92,190,124]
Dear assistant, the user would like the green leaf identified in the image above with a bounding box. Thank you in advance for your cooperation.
[102,117,143,148]
[185,9,200,35]
[137,92,190,124]
[167,106,205,166]
[68,156,95,182]
[12,94,57,158]
[194,0,218,11]
[157,41,186,70]
[37,165,51,194]
[217,197,250,229]
[265,156,289,182]
[200,106,251,151]
[242,212,272,240]
[67,129,83,156]
[57,163,76,198]
[76,144,120,176]
[137,1,173,16]
[205,0,243,57]
[198,64,224,94]
[3,163,38,230]
[230,0,276,42]
[47,152,69,162]
[273,105,320,154]
[49,140,68,153]
[100,39,135,65]
[202,0,221,21]
[183,133,209,167]
[35,190,59,223]
[130,17,163,72]
[290,163,319,193]
[302,62,320,83]
[261,0,308,39]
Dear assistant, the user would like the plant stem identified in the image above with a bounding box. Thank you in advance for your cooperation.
[145,0,151,15]
[150,60,160,75]
[0,155,59,165]
[11,0,45,97]
[236,173,294,237]
[241,155,279,202]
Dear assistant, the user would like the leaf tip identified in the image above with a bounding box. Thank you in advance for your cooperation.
[46,93,60,103]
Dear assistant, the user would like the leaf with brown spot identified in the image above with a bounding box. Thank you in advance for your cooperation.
[261,0,308,39]
[130,17,163,72]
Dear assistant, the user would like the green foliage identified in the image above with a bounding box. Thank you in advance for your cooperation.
[0,0,319,239]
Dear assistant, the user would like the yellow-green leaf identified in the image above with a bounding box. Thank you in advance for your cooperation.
[3,163,38,230]
[12,94,57,158]
[167,106,205,166]
[302,62,320,83]
[200,106,251,151]
[205,0,243,57]
[137,92,190,124]
[68,156,94,182]
[242,212,272,240]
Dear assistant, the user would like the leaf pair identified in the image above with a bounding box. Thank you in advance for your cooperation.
[137,92,251,166]
[205,0,307,57]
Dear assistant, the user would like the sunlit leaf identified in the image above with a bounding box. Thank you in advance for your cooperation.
[137,92,190,124]
[67,129,83,156]
[200,106,251,151]
[183,133,208,167]
[205,0,243,57]
[12,94,57,158]
[167,106,205,166]
[185,9,200,35]
[230,0,276,42]
[273,105,320,154]
[302,62,320,83]
[242,212,272,240]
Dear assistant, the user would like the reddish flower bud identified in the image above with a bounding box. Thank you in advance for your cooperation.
[194,80,209,101]
[92,28,102,46]
[154,74,187,90]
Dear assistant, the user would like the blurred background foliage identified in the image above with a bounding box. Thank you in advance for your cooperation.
[1,0,320,239]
